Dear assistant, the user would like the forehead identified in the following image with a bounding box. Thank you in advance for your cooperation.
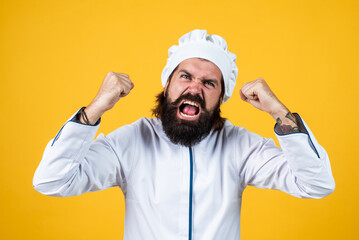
[176,58,222,81]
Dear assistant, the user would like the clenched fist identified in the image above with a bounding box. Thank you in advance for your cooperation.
[239,78,289,120]
[239,78,303,134]
[82,72,134,124]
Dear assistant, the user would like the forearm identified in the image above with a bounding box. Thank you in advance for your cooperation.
[33,110,125,197]
[245,115,335,199]
[270,105,306,134]
[33,114,100,196]
[240,79,335,198]
[275,117,336,198]
[74,104,104,125]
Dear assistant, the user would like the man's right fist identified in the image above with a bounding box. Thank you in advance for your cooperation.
[92,72,134,111]
[82,72,134,124]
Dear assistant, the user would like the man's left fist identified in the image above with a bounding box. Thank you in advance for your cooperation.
[239,78,289,119]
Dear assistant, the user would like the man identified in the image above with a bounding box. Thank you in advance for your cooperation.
[33,30,335,240]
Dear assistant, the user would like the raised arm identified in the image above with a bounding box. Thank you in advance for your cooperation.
[33,72,134,197]
[239,78,335,198]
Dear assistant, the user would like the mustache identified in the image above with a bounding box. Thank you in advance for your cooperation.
[170,93,206,109]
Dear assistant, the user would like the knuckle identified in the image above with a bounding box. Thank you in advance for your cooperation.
[106,72,118,82]
[256,79,265,87]
[110,74,120,81]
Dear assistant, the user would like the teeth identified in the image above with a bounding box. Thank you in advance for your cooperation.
[183,101,199,107]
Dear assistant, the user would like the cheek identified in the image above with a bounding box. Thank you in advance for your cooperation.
[205,92,222,110]
[166,89,179,104]
[167,83,186,100]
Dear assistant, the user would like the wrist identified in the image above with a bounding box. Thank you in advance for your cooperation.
[83,104,104,125]
[269,104,290,121]
[78,100,106,125]
[273,111,300,134]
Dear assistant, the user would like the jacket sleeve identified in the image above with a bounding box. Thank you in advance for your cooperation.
[33,110,134,197]
[240,114,335,199]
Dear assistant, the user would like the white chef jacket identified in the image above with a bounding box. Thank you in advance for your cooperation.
[33,110,335,240]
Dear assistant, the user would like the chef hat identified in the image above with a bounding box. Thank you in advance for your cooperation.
[161,29,238,102]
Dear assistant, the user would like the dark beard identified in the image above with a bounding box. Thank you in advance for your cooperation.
[160,93,221,147]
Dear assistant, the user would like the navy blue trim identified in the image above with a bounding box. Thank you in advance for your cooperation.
[51,122,67,146]
[188,147,193,240]
[307,133,320,159]
[274,113,320,159]
[51,107,100,147]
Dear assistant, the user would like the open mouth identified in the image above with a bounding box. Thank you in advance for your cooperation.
[179,100,200,119]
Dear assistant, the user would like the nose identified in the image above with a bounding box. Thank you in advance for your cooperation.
[186,78,203,96]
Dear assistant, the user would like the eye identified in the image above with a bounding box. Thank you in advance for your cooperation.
[204,81,215,87]
[181,74,190,79]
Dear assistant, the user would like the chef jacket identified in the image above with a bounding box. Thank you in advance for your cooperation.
[33,110,335,240]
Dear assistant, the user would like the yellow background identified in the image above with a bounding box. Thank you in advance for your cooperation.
[1,0,358,239]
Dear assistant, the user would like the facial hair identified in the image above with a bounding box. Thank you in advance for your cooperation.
[160,93,221,147]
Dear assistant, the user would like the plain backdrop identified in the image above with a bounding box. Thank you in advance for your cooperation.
[1,0,358,239]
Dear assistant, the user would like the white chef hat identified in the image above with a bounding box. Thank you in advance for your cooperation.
[161,29,238,102]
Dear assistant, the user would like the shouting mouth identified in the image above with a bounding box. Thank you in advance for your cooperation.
[178,100,201,120]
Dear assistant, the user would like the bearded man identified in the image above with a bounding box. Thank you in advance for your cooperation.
[33,30,335,240]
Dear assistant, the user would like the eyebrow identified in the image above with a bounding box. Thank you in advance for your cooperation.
[178,69,220,86]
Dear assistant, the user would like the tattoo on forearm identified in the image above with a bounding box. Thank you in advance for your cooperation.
[285,112,297,125]
[275,112,300,134]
